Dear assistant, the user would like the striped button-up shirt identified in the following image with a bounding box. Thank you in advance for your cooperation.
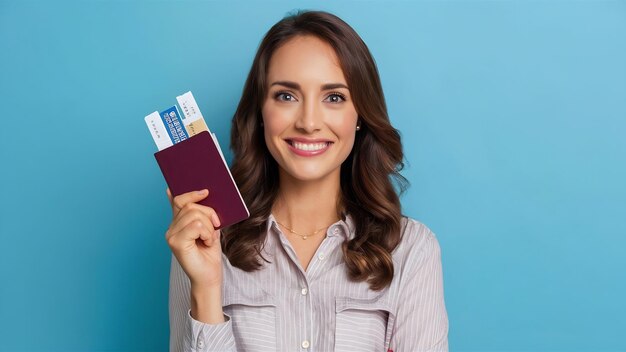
[169,213,448,352]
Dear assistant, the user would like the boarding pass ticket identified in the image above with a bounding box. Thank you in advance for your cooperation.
[144,91,215,151]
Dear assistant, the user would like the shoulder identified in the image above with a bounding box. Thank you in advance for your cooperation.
[393,216,443,271]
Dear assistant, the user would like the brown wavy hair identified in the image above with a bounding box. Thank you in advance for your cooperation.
[222,10,409,291]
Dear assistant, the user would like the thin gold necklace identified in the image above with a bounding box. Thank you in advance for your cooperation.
[275,220,334,240]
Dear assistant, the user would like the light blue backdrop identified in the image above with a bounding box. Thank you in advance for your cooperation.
[1,1,624,351]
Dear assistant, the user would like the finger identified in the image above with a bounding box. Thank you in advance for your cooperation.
[172,189,209,214]
[166,187,173,205]
[169,219,215,250]
[197,224,216,247]
[167,210,215,239]
[176,202,221,229]
[214,229,222,242]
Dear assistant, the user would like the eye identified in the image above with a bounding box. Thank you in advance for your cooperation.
[274,91,297,102]
[324,92,346,103]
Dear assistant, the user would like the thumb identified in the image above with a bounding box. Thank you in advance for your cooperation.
[213,229,223,246]
[171,189,210,214]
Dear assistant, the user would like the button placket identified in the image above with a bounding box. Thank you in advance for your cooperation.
[297,277,311,352]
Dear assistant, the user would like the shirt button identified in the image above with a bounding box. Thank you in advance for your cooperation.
[301,287,308,295]
[318,253,325,260]
[301,340,310,349]
[197,339,204,348]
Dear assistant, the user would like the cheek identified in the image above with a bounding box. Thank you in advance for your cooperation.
[261,102,288,151]
[332,111,359,144]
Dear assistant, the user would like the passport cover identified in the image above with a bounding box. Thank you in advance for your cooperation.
[154,131,249,229]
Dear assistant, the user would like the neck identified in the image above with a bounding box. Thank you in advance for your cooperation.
[272,169,343,233]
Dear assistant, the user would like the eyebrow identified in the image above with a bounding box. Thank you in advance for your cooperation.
[270,80,349,91]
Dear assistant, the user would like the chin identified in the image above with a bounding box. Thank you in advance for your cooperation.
[282,165,339,183]
[288,170,330,182]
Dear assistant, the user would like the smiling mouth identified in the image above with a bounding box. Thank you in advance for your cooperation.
[285,140,333,152]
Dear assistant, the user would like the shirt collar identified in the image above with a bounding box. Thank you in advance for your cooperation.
[266,213,278,234]
[265,212,355,240]
[333,211,355,240]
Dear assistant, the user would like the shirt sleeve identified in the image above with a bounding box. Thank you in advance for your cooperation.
[169,254,237,352]
[389,227,449,352]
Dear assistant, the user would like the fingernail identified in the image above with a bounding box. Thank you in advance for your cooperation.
[211,213,221,227]
[197,189,207,195]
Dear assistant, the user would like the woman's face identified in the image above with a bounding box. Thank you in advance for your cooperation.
[261,35,359,184]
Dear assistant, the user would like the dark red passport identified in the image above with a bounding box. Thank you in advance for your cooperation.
[154,131,249,229]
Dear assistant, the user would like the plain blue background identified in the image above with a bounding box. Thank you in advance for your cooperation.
[1,0,624,351]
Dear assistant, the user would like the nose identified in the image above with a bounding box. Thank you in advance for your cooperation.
[294,97,322,133]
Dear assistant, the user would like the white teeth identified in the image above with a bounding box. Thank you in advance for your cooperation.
[292,141,329,151]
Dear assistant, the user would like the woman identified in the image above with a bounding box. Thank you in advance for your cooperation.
[166,10,448,352]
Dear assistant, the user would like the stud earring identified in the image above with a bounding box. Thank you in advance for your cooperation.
[356,125,361,131]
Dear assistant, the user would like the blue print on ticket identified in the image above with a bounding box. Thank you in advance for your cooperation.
[160,106,189,144]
